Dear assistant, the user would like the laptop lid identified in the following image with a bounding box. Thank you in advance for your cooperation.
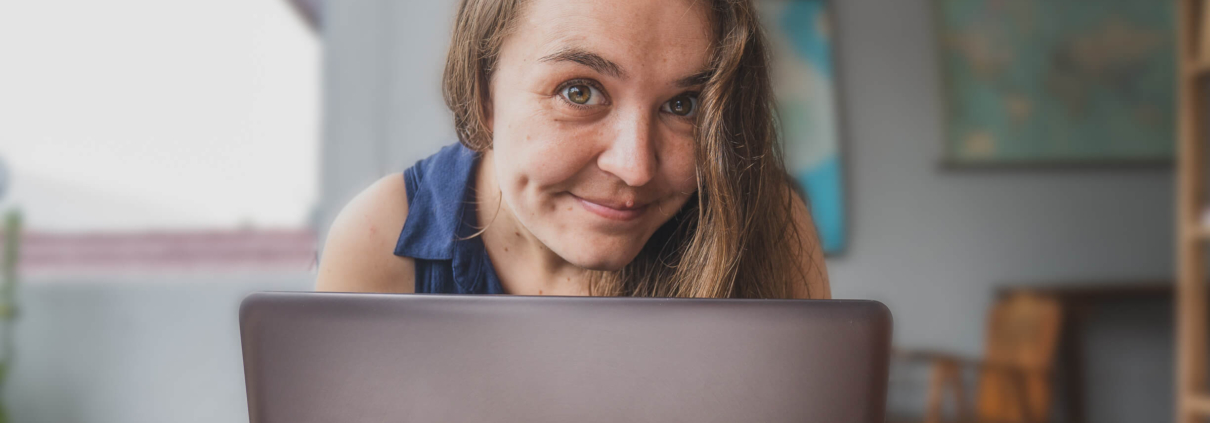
[240,292,892,422]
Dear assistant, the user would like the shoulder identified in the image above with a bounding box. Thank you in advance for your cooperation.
[316,174,416,293]
[789,190,831,299]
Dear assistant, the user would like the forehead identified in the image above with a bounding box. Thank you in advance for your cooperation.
[508,0,714,77]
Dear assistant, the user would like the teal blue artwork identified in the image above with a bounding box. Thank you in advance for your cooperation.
[759,0,846,254]
[937,0,1175,164]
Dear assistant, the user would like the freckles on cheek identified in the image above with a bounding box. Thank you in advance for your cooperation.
[663,147,699,193]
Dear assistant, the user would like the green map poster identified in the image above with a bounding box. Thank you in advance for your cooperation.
[937,0,1175,165]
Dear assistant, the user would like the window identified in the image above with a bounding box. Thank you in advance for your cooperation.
[0,0,319,274]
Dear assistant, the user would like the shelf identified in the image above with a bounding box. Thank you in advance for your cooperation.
[1179,225,1210,241]
[1167,2,1209,422]
[1184,59,1210,77]
[1186,393,1210,416]
[1195,226,1210,240]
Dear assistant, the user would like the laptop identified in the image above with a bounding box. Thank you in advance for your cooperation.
[240,292,892,422]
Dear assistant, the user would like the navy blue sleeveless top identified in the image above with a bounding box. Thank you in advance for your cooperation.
[394,143,505,294]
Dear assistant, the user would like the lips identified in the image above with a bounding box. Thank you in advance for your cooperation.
[571,194,649,221]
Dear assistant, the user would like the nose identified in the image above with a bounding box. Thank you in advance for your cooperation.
[596,109,659,187]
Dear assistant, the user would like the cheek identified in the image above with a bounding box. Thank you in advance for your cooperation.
[491,123,600,215]
[491,104,601,199]
[660,133,699,193]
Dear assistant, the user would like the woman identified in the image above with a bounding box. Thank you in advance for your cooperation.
[317,0,829,299]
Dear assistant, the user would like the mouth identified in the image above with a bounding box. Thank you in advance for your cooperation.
[570,194,650,222]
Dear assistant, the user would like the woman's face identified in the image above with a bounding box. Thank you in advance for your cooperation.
[487,0,711,270]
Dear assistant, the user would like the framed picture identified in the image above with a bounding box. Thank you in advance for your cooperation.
[759,0,848,255]
[935,0,1176,167]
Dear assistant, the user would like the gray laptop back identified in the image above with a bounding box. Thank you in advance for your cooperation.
[240,293,892,423]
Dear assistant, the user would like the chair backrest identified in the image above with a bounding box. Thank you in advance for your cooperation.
[975,292,1062,423]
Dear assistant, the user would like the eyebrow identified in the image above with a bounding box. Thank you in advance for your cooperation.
[675,69,713,88]
[538,46,714,88]
[539,47,626,79]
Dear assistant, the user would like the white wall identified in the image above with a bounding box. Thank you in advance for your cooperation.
[318,0,460,241]
[9,275,313,423]
[318,0,1176,421]
[827,0,1173,353]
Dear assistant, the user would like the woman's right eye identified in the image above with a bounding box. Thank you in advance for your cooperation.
[561,84,604,106]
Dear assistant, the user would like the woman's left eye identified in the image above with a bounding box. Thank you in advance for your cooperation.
[561,84,605,106]
[662,94,698,118]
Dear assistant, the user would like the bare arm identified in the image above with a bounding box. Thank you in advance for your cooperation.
[315,174,416,293]
[789,191,832,299]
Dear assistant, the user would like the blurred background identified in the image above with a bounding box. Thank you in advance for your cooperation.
[0,0,1191,422]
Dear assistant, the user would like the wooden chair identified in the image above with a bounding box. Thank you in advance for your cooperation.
[898,292,1063,423]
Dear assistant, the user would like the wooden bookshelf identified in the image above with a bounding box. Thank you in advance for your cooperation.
[1185,226,1210,240]
[1177,0,1210,422]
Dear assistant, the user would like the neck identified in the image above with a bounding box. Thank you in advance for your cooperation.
[475,150,591,296]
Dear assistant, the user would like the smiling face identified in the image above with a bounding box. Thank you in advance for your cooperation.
[485,0,713,271]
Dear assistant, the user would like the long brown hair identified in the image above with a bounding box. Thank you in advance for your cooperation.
[443,0,816,299]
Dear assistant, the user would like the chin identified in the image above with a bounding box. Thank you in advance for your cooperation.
[575,258,630,272]
[557,237,645,271]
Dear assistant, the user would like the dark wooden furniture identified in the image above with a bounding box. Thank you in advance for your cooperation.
[899,292,1063,423]
[996,280,1174,423]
